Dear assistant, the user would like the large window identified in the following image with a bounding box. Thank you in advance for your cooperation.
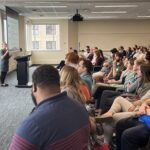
[32,41,39,49]
[46,41,56,50]
[46,25,56,35]
[32,25,39,35]
[27,24,60,50]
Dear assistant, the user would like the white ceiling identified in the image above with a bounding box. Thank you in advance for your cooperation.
[1,0,150,20]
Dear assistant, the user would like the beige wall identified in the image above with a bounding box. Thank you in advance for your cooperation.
[19,16,26,50]
[68,20,78,50]
[78,20,150,50]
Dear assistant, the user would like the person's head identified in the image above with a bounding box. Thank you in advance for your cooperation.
[60,65,80,87]
[60,65,86,103]
[77,59,93,75]
[73,49,78,55]
[119,46,124,51]
[65,52,79,67]
[140,64,150,83]
[86,46,90,53]
[93,50,100,58]
[94,47,98,50]
[126,58,135,70]
[110,48,118,60]
[86,46,90,49]
[32,65,60,105]
[2,42,7,49]
[127,47,132,52]
[133,59,145,72]
[114,52,123,62]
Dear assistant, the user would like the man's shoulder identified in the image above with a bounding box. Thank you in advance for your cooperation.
[16,115,39,140]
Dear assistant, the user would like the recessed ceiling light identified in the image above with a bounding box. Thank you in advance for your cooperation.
[95,5,137,8]
[32,11,68,14]
[24,6,67,8]
[91,11,127,14]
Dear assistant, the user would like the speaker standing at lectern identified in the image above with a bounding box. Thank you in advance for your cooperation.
[0,42,11,87]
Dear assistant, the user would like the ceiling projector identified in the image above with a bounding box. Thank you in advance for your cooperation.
[72,9,83,21]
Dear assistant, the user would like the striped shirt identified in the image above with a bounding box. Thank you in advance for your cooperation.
[9,92,90,150]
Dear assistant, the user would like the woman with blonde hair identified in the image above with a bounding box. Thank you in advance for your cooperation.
[60,65,91,104]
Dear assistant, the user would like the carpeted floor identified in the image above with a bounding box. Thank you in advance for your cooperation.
[0,67,36,150]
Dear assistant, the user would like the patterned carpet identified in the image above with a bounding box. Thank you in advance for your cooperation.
[0,67,36,150]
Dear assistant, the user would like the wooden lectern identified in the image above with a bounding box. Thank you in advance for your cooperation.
[15,55,32,88]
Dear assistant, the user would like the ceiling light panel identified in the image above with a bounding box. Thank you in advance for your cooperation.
[91,11,127,14]
[95,5,138,8]
[24,6,67,8]
[137,16,150,17]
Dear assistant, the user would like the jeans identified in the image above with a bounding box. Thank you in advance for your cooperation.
[116,117,150,150]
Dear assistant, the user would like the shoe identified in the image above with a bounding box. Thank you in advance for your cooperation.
[1,83,9,87]
[95,114,113,123]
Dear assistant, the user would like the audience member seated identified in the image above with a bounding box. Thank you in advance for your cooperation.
[97,89,150,147]
[116,98,150,150]
[105,52,125,81]
[99,58,134,88]
[65,51,79,69]
[91,49,104,68]
[98,59,144,114]
[92,60,111,83]
[87,47,94,61]
[95,64,150,146]
[118,46,126,58]
[60,65,91,103]
[56,51,79,70]
[77,58,93,93]
[9,65,90,150]
[60,65,96,133]
[84,45,91,58]
[99,49,105,62]
[133,46,144,59]
[92,48,118,83]
[96,64,150,116]
[93,52,125,109]
[126,47,133,59]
